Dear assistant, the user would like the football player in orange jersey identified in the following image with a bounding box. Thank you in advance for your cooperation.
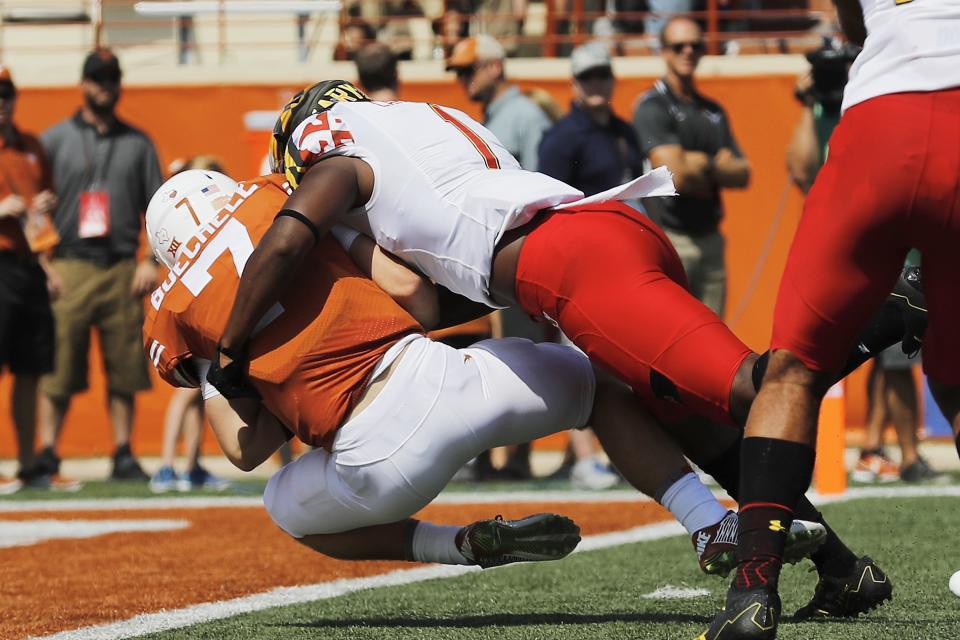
[145,170,827,572]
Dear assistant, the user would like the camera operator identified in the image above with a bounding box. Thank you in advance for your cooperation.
[785,39,860,193]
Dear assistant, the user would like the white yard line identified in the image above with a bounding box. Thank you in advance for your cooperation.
[4,484,960,512]
[22,484,960,640]
[0,519,189,548]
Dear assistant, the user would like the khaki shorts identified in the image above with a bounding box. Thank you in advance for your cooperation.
[664,228,727,318]
[42,257,151,398]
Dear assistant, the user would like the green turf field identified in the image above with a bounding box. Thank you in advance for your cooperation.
[131,495,960,640]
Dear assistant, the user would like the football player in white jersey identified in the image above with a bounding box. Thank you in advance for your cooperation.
[698,1,960,638]
[211,80,922,623]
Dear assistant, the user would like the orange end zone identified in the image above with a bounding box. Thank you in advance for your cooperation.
[0,500,682,640]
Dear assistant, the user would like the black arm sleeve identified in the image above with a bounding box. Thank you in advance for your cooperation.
[434,285,494,331]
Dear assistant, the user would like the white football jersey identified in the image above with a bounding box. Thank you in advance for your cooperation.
[842,0,960,112]
[287,100,584,306]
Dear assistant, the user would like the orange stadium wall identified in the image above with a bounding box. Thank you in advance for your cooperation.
[0,74,871,457]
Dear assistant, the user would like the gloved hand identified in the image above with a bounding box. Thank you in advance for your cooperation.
[206,345,260,400]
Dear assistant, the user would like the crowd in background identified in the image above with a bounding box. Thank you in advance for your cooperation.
[335,0,834,62]
[0,4,941,496]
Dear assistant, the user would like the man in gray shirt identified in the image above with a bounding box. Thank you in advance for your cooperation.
[633,17,750,317]
[35,48,164,482]
[446,34,550,171]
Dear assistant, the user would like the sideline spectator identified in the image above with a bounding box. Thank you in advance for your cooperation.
[538,41,642,196]
[355,42,399,100]
[633,17,750,317]
[448,34,554,479]
[376,0,425,60]
[645,0,698,45]
[855,334,941,483]
[0,65,74,493]
[537,42,639,490]
[472,0,527,56]
[336,19,378,61]
[36,49,164,482]
[447,34,551,170]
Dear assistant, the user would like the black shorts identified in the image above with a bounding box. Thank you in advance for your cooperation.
[0,253,54,375]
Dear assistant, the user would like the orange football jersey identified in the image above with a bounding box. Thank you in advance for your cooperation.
[143,174,423,449]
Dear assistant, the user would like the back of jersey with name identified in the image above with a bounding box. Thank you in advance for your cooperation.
[289,100,583,305]
[842,0,960,112]
[144,173,421,448]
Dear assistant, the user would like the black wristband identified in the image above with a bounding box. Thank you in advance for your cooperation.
[275,209,321,245]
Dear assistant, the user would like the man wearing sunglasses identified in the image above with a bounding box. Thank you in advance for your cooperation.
[633,16,750,318]
[36,48,164,484]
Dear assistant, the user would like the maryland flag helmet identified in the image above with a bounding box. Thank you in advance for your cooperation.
[270,79,370,188]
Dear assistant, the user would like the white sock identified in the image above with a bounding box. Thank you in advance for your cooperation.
[659,472,729,535]
[410,522,471,565]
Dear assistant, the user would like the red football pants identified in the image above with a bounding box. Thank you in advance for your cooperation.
[773,89,960,383]
[515,202,752,426]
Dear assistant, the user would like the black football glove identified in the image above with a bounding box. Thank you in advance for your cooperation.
[206,345,260,400]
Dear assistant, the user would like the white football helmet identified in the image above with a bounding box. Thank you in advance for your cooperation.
[146,169,239,269]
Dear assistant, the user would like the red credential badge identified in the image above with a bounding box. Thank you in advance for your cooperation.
[79,190,111,238]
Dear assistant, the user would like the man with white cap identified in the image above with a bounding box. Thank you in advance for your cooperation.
[446,34,550,171]
[538,41,643,198]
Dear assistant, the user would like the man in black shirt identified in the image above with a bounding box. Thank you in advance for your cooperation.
[633,17,750,317]
[538,42,643,198]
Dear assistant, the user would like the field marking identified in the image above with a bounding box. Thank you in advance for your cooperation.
[4,484,960,513]
[22,484,960,640]
[0,519,189,548]
[27,520,686,640]
[642,586,711,600]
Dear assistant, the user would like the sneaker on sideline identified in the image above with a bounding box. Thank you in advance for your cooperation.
[179,465,232,492]
[0,475,23,495]
[851,450,899,483]
[110,444,150,482]
[900,457,947,484]
[570,458,619,491]
[150,465,180,493]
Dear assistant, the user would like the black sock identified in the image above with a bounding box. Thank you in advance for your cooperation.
[113,443,132,459]
[734,437,815,591]
[698,437,743,501]
[955,433,960,464]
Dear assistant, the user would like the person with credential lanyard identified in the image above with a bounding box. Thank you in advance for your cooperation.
[35,48,164,482]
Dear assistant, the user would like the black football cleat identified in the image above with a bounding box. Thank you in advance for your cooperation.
[697,586,781,640]
[793,555,892,620]
[888,265,926,356]
[457,513,581,569]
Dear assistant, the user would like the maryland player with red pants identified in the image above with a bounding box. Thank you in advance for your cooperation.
[512,200,751,428]
[704,1,960,637]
